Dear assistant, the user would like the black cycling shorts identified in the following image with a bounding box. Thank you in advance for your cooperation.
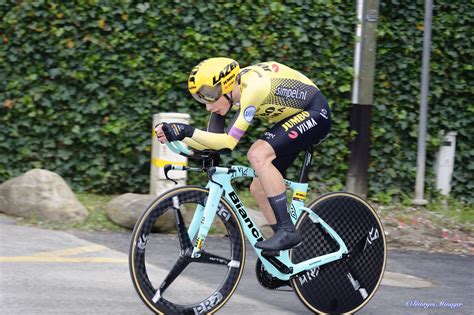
[260,90,331,175]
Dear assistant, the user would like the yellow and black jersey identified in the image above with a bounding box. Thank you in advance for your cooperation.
[183,61,320,151]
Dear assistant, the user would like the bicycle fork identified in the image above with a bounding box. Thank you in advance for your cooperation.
[190,181,224,258]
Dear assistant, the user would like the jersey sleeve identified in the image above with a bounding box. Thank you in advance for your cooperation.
[190,103,257,150]
[182,137,207,151]
[187,71,269,151]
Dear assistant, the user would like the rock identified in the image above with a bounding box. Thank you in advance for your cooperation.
[107,193,229,232]
[106,193,160,230]
[0,169,88,223]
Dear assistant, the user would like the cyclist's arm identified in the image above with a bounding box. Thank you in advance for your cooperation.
[182,137,207,151]
[190,108,250,150]
[188,76,268,150]
[181,112,226,151]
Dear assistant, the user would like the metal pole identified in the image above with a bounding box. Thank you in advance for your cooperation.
[413,0,433,205]
[352,0,379,105]
[346,0,379,197]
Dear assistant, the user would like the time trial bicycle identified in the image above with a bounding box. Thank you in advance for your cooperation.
[129,141,386,314]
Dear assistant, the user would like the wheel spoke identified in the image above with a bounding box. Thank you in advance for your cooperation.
[193,251,230,266]
[172,200,192,250]
[346,271,368,300]
[157,256,190,296]
[347,235,367,258]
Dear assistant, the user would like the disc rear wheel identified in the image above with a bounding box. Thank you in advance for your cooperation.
[290,192,387,314]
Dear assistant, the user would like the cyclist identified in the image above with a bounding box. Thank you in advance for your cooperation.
[155,57,331,252]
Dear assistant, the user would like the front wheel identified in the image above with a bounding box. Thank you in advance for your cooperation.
[290,192,387,314]
[129,186,246,314]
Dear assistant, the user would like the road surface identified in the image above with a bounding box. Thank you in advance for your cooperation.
[0,217,472,314]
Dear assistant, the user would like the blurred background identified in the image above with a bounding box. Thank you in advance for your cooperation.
[0,1,472,314]
[0,1,472,226]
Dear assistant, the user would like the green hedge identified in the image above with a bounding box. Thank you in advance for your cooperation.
[373,0,473,202]
[1,0,472,203]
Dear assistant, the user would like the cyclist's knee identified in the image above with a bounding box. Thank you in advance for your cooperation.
[247,141,275,169]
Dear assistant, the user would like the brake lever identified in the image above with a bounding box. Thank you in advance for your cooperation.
[164,164,178,185]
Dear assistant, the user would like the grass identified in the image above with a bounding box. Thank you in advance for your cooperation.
[75,189,260,234]
[219,188,473,229]
[369,194,473,237]
[427,197,474,226]
[75,192,236,235]
[75,193,127,232]
[370,190,473,226]
[7,191,255,234]
[9,193,127,232]
[7,189,472,236]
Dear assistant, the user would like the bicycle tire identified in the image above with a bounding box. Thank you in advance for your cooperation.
[129,186,246,314]
[290,192,387,314]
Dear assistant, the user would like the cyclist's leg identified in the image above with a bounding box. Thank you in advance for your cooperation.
[252,154,300,289]
[249,178,276,226]
[251,92,331,251]
[248,140,301,251]
[249,153,299,227]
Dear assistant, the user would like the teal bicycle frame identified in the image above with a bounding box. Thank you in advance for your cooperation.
[166,142,349,281]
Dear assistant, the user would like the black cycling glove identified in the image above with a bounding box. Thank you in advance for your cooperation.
[161,122,195,141]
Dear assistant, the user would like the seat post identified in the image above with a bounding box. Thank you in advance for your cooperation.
[298,146,314,183]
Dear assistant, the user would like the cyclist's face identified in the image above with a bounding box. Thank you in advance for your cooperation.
[205,95,231,116]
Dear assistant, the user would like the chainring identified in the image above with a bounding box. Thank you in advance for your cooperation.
[255,258,292,290]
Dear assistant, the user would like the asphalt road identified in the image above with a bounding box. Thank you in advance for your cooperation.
[0,217,472,314]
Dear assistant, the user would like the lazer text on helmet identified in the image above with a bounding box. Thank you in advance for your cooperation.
[212,61,239,85]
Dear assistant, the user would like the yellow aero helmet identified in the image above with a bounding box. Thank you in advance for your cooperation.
[188,57,240,104]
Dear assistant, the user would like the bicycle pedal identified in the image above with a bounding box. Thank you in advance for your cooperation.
[261,250,280,257]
